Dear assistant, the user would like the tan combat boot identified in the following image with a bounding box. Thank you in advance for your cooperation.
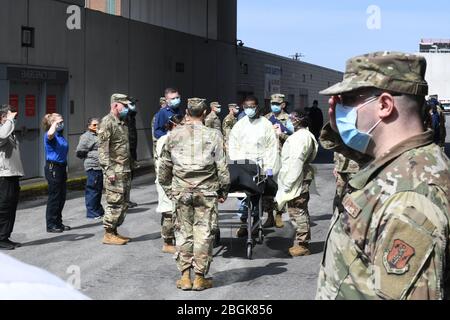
[176,269,193,291]
[192,274,213,291]
[262,212,275,228]
[162,240,177,254]
[289,243,311,257]
[275,213,284,228]
[115,230,131,243]
[103,229,128,245]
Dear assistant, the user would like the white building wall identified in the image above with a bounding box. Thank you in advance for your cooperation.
[418,53,450,100]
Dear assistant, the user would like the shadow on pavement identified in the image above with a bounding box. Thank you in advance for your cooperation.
[309,241,325,254]
[131,232,161,242]
[22,233,95,247]
[71,221,103,231]
[127,207,151,215]
[212,262,288,288]
[311,214,332,222]
[136,201,158,206]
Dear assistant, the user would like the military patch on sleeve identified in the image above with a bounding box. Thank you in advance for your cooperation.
[342,194,361,218]
[383,239,415,275]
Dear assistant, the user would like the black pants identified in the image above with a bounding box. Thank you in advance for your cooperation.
[0,177,20,241]
[45,163,67,229]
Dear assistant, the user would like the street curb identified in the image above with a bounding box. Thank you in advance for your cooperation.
[19,164,155,200]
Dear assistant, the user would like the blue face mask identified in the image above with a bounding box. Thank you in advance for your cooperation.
[285,120,295,134]
[56,123,64,132]
[169,98,181,109]
[271,104,282,114]
[244,108,257,119]
[119,107,129,119]
[335,97,382,154]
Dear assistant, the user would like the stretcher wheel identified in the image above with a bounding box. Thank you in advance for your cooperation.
[246,243,253,260]
[257,229,264,244]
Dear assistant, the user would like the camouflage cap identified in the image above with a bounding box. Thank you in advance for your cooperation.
[271,94,286,104]
[187,98,207,113]
[210,102,221,108]
[111,93,131,105]
[320,51,428,96]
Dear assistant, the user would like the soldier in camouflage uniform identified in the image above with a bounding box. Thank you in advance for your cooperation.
[316,52,450,300]
[159,98,230,291]
[263,94,291,229]
[151,97,167,160]
[222,103,240,155]
[98,94,133,246]
[204,102,222,132]
[333,152,359,212]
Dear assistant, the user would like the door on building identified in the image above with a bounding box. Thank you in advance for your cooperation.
[9,81,42,179]
[299,88,309,111]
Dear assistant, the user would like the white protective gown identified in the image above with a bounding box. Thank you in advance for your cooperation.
[155,134,174,213]
[275,128,318,209]
[228,115,280,175]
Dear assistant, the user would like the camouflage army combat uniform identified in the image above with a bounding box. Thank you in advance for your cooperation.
[316,52,450,300]
[98,94,132,243]
[265,94,291,147]
[222,104,239,155]
[159,98,230,290]
[205,102,222,132]
[333,152,359,212]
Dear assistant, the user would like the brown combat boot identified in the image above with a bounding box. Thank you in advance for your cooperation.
[192,274,213,291]
[103,230,128,245]
[114,230,131,243]
[275,213,284,228]
[162,240,177,254]
[176,269,193,291]
[289,243,311,257]
[262,212,275,228]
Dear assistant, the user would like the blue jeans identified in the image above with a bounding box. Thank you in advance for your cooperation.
[85,170,105,218]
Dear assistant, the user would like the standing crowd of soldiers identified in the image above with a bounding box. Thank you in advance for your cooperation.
[0,50,449,299]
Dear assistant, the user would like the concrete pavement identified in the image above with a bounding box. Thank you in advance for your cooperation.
[4,164,336,300]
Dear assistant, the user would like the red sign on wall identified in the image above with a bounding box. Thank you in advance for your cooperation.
[9,94,19,113]
[25,95,36,117]
[46,95,57,114]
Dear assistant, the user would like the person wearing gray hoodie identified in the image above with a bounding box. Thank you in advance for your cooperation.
[0,105,24,250]
[76,118,104,219]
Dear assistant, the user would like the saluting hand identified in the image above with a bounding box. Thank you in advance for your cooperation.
[6,110,17,121]
[328,96,339,133]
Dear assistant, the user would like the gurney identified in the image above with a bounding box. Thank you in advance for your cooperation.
[219,159,277,259]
